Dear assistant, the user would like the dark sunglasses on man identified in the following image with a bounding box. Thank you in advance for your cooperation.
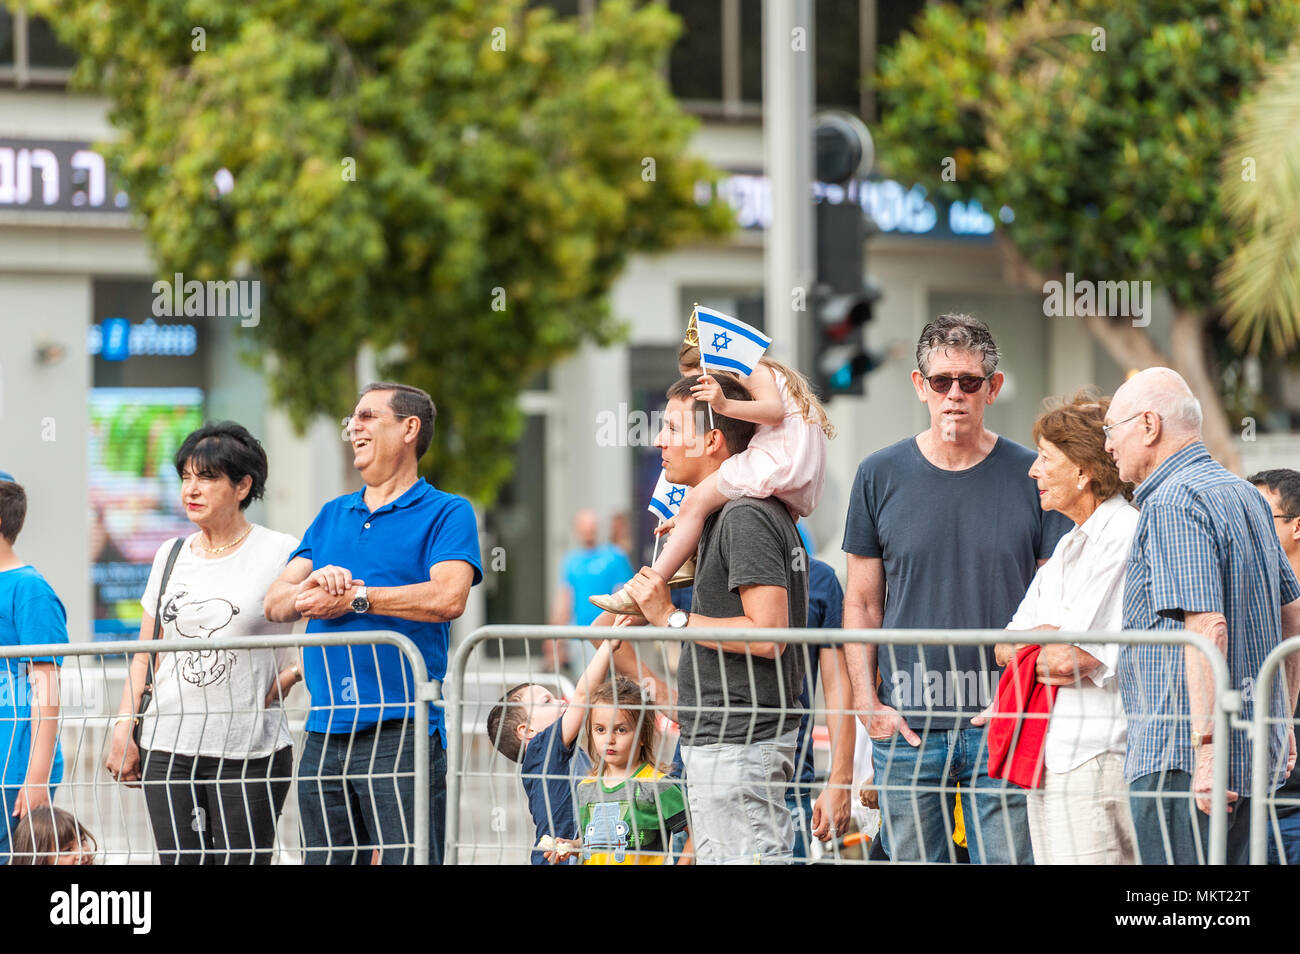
[922,373,991,394]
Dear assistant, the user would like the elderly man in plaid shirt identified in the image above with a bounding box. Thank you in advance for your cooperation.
[1105,367,1300,864]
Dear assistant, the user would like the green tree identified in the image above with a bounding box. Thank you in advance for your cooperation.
[1219,53,1300,357]
[28,0,732,503]
[876,0,1300,470]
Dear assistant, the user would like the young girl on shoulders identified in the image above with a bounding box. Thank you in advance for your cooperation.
[591,332,833,616]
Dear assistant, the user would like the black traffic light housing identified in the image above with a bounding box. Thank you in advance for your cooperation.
[810,112,884,401]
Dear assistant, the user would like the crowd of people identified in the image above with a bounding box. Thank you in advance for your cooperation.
[1,382,481,865]
[1,312,1298,865]
[495,312,1300,866]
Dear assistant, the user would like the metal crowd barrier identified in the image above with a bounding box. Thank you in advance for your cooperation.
[1248,635,1300,864]
[0,630,435,865]
[444,625,1237,866]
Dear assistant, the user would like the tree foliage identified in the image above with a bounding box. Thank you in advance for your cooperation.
[1219,52,1300,355]
[30,0,733,503]
[877,0,1300,312]
[874,0,1300,455]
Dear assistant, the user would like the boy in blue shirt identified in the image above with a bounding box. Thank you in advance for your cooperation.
[488,632,676,863]
[486,639,622,864]
[0,478,68,863]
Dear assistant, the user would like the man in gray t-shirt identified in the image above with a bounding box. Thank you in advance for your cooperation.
[843,314,1068,865]
[624,373,808,865]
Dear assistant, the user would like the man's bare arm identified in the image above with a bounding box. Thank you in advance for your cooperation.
[1184,610,1228,736]
[842,554,884,710]
[366,560,477,623]
[689,583,790,658]
[264,556,314,623]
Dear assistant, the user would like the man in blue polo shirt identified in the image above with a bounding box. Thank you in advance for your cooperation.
[266,382,482,865]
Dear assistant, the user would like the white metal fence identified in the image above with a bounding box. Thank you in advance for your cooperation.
[444,625,1245,865]
[0,630,434,865]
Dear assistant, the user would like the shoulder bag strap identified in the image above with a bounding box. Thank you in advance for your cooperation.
[145,537,186,690]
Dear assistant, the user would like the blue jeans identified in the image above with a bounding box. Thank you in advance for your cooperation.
[871,725,1032,864]
[787,786,817,863]
[297,721,446,865]
[1268,809,1300,865]
[1129,771,1251,865]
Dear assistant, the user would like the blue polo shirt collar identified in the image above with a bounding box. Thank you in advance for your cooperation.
[1133,441,1210,506]
[344,477,433,515]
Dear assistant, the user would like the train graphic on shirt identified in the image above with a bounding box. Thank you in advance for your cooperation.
[159,590,239,687]
[582,802,630,863]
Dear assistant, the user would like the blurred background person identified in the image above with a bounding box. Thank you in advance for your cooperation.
[547,509,634,679]
[1249,468,1300,865]
[106,422,301,865]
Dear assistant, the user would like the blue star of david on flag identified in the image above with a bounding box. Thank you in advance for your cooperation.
[648,470,689,522]
[695,305,771,376]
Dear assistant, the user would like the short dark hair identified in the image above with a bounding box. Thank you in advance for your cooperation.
[173,421,268,511]
[916,312,1001,376]
[485,683,532,763]
[665,373,756,456]
[0,481,27,544]
[359,382,436,460]
[1249,469,1300,518]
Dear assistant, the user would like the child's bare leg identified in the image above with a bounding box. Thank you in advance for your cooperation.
[649,472,729,580]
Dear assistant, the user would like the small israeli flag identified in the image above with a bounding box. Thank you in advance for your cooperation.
[695,305,771,376]
[647,470,689,522]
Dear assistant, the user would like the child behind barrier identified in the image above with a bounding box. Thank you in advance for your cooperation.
[564,677,687,865]
[486,637,627,864]
[9,806,96,865]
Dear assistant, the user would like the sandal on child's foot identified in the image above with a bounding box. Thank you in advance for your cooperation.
[667,557,696,589]
[588,589,645,617]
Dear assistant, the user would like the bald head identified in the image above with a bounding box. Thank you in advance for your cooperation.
[1111,367,1203,438]
[574,509,598,548]
[1105,367,1203,485]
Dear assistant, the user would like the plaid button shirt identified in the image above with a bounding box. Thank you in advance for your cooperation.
[1121,442,1300,792]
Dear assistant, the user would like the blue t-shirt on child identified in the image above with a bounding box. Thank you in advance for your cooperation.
[521,718,591,865]
[0,566,67,788]
[291,478,483,743]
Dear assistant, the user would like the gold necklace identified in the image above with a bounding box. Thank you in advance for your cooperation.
[197,523,254,554]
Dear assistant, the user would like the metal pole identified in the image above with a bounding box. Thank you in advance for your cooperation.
[763,0,814,369]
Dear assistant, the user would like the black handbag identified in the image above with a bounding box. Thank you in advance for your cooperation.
[132,537,185,749]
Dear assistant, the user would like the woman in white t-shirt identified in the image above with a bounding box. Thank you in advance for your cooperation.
[990,393,1140,865]
[106,422,301,864]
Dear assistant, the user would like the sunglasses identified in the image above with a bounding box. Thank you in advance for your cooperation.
[922,373,991,394]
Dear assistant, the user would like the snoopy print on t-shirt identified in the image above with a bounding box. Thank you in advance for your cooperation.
[160,592,240,687]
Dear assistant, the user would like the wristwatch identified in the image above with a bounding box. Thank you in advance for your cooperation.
[351,585,370,614]
[667,609,689,629]
[1191,729,1213,748]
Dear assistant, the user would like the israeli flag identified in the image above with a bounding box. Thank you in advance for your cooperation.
[695,306,771,376]
[647,470,689,522]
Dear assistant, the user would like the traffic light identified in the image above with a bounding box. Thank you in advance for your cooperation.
[814,280,882,395]
[810,112,885,401]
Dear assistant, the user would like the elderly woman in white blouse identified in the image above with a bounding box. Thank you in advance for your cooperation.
[990,393,1140,865]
